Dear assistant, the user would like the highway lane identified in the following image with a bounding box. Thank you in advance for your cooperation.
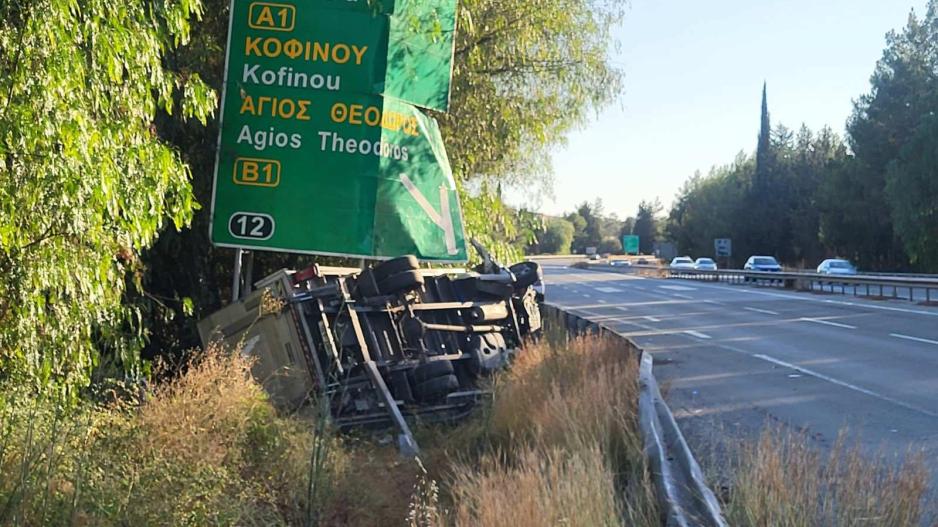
[541,263,938,486]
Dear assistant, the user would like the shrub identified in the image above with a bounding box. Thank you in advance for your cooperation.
[0,345,340,526]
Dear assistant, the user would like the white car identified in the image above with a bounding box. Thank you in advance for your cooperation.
[817,259,857,275]
[669,256,695,271]
[694,257,718,271]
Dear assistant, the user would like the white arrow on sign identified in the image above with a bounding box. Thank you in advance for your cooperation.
[400,174,458,255]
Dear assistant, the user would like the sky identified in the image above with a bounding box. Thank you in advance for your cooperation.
[505,0,929,220]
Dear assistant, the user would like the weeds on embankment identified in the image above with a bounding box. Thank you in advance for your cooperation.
[0,345,335,526]
[5,321,929,526]
[719,426,934,527]
[441,333,659,527]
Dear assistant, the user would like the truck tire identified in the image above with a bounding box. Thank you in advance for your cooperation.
[414,374,459,402]
[373,256,419,283]
[509,261,542,289]
[378,270,424,295]
[354,268,381,298]
[413,360,454,384]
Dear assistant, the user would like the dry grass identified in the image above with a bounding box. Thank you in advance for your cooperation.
[0,344,341,526]
[723,426,934,527]
[450,446,622,527]
[437,333,659,527]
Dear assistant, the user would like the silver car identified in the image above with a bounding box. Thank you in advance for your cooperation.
[670,256,695,271]
[694,257,718,271]
[817,259,857,275]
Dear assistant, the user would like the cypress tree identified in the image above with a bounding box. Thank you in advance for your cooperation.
[756,82,772,181]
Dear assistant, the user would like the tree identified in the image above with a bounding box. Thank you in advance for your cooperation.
[633,200,663,255]
[756,82,772,182]
[570,201,604,252]
[441,0,625,186]
[538,218,576,254]
[667,159,753,259]
[886,114,938,269]
[820,3,938,270]
[0,0,214,390]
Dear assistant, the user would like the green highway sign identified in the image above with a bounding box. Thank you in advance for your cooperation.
[623,235,640,255]
[313,0,397,14]
[211,90,467,261]
[228,0,456,111]
[211,0,466,261]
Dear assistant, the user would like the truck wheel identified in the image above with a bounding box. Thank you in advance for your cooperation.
[373,256,419,283]
[414,375,459,402]
[354,268,380,298]
[509,262,542,289]
[378,270,424,295]
[413,360,454,384]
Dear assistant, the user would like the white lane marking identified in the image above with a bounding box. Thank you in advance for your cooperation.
[660,285,697,291]
[890,333,938,346]
[685,330,712,339]
[598,299,608,304]
[594,286,624,293]
[616,307,629,312]
[673,293,693,300]
[744,307,780,316]
[582,294,591,298]
[689,279,938,318]
[704,300,721,305]
[799,318,857,330]
[752,353,938,419]
[644,316,661,322]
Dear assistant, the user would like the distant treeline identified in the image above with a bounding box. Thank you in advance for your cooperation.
[667,3,938,272]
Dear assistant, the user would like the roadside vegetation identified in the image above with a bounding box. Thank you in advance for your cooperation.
[706,426,935,527]
[0,328,658,526]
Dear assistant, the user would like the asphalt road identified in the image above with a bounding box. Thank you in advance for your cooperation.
[541,262,938,487]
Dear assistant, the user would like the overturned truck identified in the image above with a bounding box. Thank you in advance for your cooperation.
[198,251,543,451]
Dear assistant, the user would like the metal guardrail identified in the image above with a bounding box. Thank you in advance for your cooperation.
[666,268,938,303]
[541,303,727,527]
[582,262,938,303]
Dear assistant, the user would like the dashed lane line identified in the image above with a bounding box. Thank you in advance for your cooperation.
[799,318,857,330]
[890,333,938,346]
[750,352,938,419]
[744,307,780,316]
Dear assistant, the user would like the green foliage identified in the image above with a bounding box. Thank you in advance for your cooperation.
[441,0,625,186]
[462,184,544,264]
[668,3,938,272]
[0,0,215,391]
[819,3,938,270]
[632,200,662,255]
[534,217,575,255]
[886,114,938,269]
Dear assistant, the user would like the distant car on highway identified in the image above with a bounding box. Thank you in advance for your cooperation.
[694,257,718,271]
[609,260,631,267]
[744,256,782,272]
[588,253,601,261]
[669,256,695,271]
[817,258,857,275]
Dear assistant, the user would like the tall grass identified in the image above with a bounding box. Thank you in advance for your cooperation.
[0,344,342,526]
[722,427,934,527]
[440,332,659,527]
